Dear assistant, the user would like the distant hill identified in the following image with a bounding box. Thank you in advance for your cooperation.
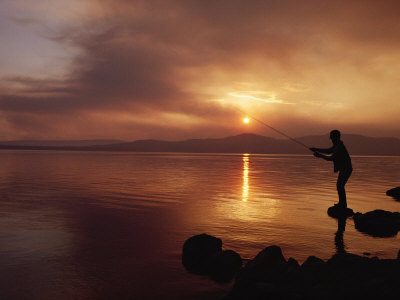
[0,139,124,147]
[83,134,297,154]
[0,133,399,156]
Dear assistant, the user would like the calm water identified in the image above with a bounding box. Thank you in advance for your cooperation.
[0,150,399,299]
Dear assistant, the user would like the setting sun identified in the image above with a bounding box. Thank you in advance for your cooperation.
[243,117,250,124]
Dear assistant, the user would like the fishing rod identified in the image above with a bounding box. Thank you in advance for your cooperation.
[233,106,311,150]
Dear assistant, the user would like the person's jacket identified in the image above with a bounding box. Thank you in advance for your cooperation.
[317,140,352,173]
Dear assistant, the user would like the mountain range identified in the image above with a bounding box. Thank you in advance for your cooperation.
[0,133,399,156]
[0,139,124,147]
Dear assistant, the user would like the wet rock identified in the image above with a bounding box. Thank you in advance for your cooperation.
[182,233,222,274]
[302,255,324,267]
[208,250,242,283]
[386,186,400,199]
[182,234,242,284]
[229,246,292,299]
[353,210,400,237]
[235,246,287,284]
[327,252,371,270]
[327,205,354,218]
[287,257,300,269]
[253,245,286,267]
[300,256,325,287]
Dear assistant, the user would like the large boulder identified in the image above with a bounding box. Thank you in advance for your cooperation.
[208,250,242,283]
[228,246,314,300]
[182,234,242,283]
[386,187,400,199]
[182,233,222,274]
[253,245,286,267]
[235,245,288,284]
[302,255,325,268]
[353,210,400,237]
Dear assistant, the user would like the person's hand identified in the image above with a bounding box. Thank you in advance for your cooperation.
[313,152,322,158]
[309,147,317,152]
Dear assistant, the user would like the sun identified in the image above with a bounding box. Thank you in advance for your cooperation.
[243,117,250,124]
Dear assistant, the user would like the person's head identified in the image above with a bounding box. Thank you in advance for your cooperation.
[330,130,341,143]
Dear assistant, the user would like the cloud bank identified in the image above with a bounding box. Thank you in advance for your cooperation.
[1,0,399,140]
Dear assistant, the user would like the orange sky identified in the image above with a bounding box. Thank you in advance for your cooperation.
[0,0,399,140]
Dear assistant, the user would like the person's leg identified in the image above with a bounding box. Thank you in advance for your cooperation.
[336,169,352,207]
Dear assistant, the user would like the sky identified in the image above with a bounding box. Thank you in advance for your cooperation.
[0,0,399,141]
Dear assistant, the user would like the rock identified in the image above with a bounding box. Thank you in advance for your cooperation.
[228,246,294,300]
[353,210,400,237]
[327,205,354,218]
[287,257,300,269]
[227,247,400,300]
[182,233,222,274]
[253,245,286,267]
[208,250,242,283]
[386,187,400,199]
[301,256,325,283]
[302,256,324,267]
[234,246,287,285]
[327,252,371,269]
[182,234,242,284]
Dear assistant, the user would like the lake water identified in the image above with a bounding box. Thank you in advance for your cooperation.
[0,150,399,299]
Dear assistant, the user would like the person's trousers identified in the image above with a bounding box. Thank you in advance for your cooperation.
[337,169,352,207]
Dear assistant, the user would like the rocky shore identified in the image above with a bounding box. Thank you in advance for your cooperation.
[226,245,400,300]
[183,232,400,300]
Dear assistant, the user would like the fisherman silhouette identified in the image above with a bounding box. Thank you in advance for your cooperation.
[310,130,352,209]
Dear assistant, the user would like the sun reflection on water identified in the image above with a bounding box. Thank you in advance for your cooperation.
[242,154,249,202]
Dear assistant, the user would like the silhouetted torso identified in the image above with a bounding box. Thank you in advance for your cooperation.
[331,140,352,173]
[317,140,352,173]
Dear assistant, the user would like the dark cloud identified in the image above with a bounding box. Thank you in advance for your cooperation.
[1,31,199,114]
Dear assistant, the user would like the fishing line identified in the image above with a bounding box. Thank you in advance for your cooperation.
[233,106,311,150]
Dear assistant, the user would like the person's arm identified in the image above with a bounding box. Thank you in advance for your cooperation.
[309,146,334,154]
[313,152,333,161]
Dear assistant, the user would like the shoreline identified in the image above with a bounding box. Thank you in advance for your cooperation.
[226,245,400,300]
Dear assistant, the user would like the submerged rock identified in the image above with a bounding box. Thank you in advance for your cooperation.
[353,210,400,237]
[327,205,354,218]
[386,186,400,199]
[182,234,242,283]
